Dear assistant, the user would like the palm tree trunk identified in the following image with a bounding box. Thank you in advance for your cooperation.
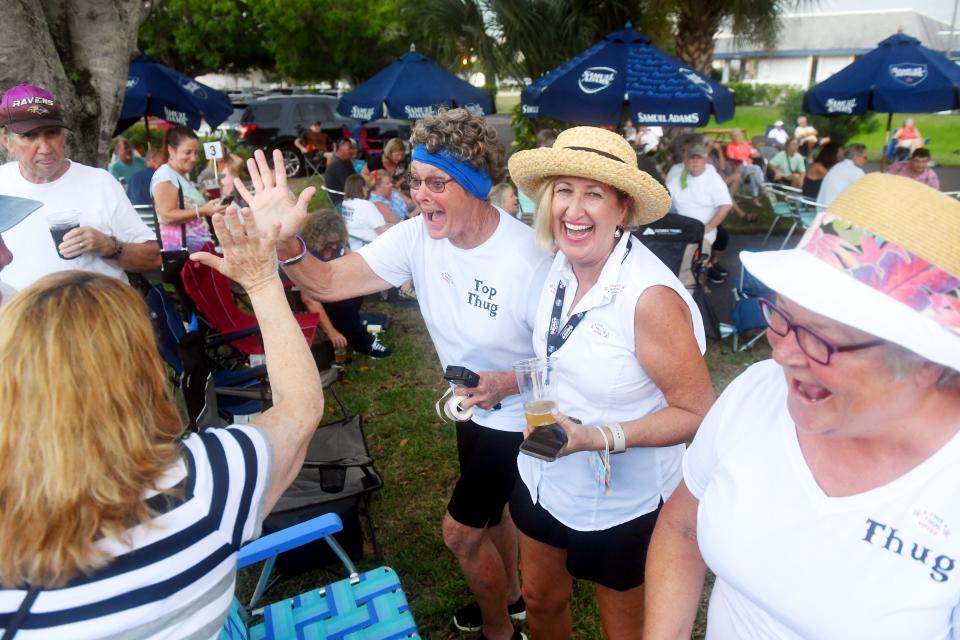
[674,5,724,73]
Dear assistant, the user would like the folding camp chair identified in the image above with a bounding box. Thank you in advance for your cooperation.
[134,203,162,244]
[763,183,802,246]
[782,194,824,249]
[303,151,326,177]
[729,264,774,352]
[146,284,269,429]
[220,512,419,639]
[181,243,320,356]
[634,213,723,340]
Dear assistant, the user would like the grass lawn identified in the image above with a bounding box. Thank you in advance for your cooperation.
[238,290,772,638]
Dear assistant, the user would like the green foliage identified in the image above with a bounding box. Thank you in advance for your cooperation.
[254,0,408,84]
[725,82,795,107]
[138,0,272,76]
[509,102,567,153]
[122,123,164,155]
[780,88,879,146]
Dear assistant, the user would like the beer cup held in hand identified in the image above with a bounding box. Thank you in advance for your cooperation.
[513,357,558,429]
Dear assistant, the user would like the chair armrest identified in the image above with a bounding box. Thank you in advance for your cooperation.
[237,513,343,569]
[206,325,262,348]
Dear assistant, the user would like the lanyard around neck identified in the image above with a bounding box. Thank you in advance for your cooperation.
[546,236,632,356]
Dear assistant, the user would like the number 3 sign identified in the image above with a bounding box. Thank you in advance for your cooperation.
[203,141,223,159]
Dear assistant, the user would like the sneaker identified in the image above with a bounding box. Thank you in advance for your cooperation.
[706,265,727,284]
[713,263,729,277]
[480,630,527,640]
[357,337,391,358]
[452,596,526,632]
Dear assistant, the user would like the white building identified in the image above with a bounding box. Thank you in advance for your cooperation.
[713,9,956,87]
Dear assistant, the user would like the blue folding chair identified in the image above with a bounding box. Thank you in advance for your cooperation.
[730,264,774,352]
[220,513,419,639]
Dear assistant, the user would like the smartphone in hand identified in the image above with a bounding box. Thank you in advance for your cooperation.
[519,423,568,462]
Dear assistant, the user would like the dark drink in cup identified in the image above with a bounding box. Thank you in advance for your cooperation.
[46,211,81,260]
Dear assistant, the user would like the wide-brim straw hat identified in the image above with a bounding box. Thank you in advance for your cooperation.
[741,173,960,371]
[508,126,671,225]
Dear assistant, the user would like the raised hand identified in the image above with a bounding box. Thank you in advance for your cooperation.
[233,149,316,242]
[189,206,281,295]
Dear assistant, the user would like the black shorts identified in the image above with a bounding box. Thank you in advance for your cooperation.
[447,420,524,529]
[713,224,729,252]
[510,482,662,591]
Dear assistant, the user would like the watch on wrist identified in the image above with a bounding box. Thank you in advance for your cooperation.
[106,236,123,260]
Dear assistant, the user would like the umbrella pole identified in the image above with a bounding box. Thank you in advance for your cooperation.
[144,114,151,152]
[880,112,893,171]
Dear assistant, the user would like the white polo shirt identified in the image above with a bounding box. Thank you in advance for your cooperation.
[0,161,155,290]
[359,207,552,432]
[518,234,706,531]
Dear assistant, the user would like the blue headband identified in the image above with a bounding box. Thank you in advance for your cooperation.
[411,145,492,201]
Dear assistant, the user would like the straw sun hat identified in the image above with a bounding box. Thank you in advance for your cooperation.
[508,126,671,225]
[741,173,960,371]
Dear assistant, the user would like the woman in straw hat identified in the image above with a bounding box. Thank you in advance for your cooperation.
[644,174,960,639]
[0,208,324,637]
[507,127,715,638]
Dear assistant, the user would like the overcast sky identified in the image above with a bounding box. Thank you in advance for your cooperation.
[795,0,957,24]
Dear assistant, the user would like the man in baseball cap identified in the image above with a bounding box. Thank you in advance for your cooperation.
[0,85,159,289]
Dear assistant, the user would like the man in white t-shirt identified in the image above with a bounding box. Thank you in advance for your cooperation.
[667,143,733,284]
[817,143,868,207]
[0,85,159,290]
[239,110,552,640]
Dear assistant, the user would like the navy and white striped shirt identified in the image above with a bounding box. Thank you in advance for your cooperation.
[0,424,273,639]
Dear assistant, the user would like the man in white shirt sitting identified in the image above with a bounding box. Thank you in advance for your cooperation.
[667,143,733,284]
[817,144,867,207]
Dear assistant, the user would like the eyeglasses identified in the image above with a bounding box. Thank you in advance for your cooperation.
[317,241,345,262]
[407,174,455,193]
[758,298,884,365]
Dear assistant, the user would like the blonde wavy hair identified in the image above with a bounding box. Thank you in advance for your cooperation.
[0,272,182,587]
[410,108,507,183]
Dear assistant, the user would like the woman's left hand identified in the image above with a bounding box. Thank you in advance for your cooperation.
[549,409,606,456]
[189,206,281,295]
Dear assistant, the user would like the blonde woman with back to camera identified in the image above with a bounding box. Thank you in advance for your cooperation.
[507,127,715,639]
[644,174,960,639]
[0,208,323,638]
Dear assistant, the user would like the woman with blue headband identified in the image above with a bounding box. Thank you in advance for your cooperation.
[235,108,553,640]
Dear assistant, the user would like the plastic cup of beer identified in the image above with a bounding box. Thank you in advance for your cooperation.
[513,357,557,429]
[46,210,81,260]
[334,346,348,365]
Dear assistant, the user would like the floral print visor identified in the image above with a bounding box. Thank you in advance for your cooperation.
[799,211,960,336]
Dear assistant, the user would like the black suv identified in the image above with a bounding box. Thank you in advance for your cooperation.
[238,95,409,177]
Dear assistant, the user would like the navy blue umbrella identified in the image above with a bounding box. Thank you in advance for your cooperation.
[804,33,960,116]
[522,27,734,127]
[804,32,960,166]
[337,48,493,122]
[115,55,233,134]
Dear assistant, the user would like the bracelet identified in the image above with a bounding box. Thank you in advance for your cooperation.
[106,236,123,260]
[193,204,200,219]
[280,235,308,266]
[604,421,626,454]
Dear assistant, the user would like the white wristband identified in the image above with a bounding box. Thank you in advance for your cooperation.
[605,422,626,454]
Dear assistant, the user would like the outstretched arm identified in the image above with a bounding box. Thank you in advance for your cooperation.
[190,208,324,513]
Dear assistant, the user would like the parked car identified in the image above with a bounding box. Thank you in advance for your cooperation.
[238,95,410,177]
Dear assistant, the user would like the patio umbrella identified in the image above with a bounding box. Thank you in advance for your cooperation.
[115,55,233,137]
[521,26,734,127]
[803,33,960,166]
[337,46,493,122]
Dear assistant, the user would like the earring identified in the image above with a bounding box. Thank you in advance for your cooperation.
[613,225,624,239]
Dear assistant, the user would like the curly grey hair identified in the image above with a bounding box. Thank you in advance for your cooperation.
[409,108,506,183]
[301,209,347,254]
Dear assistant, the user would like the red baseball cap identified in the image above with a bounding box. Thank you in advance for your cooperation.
[0,85,69,134]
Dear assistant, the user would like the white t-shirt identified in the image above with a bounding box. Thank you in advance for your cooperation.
[685,359,960,640]
[0,281,16,306]
[359,208,552,432]
[768,127,789,145]
[0,161,155,290]
[341,198,387,250]
[518,234,706,531]
[817,159,865,207]
[665,161,718,185]
[667,168,732,244]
